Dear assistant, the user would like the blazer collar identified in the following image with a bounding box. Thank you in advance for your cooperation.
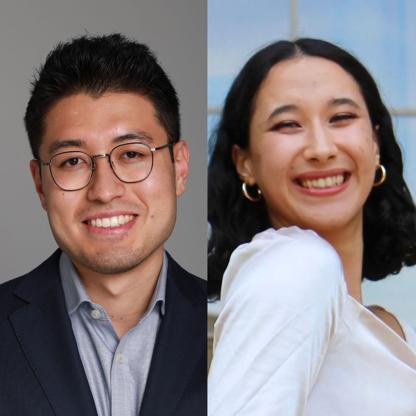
[140,253,206,416]
[10,249,98,416]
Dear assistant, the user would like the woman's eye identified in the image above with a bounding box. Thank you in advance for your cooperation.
[270,121,301,132]
[330,113,357,124]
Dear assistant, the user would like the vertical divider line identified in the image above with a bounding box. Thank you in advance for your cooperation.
[290,0,298,40]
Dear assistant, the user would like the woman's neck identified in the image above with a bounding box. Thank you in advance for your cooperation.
[319,220,364,303]
[313,218,406,340]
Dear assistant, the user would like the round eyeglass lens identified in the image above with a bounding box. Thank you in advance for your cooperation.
[50,151,93,190]
[110,142,153,183]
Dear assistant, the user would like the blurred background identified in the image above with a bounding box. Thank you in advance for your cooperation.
[208,0,416,326]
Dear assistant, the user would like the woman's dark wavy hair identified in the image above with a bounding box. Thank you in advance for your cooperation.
[208,38,416,298]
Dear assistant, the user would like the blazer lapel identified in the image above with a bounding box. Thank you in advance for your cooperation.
[140,255,206,416]
[9,251,97,416]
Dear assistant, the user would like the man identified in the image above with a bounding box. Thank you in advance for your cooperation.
[0,34,206,416]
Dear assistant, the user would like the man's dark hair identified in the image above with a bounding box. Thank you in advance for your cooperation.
[208,38,416,298]
[24,33,180,159]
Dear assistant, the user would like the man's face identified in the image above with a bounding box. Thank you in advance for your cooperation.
[30,92,189,276]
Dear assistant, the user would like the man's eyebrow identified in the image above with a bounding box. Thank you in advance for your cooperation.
[48,139,85,156]
[329,97,360,109]
[267,104,298,121]
[46,132,156,156]
[113,131,155,144]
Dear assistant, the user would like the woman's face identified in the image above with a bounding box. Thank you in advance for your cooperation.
[233,56,379,234]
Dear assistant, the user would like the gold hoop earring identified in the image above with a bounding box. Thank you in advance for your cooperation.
[373,164,386,187]
[242,182,262,202]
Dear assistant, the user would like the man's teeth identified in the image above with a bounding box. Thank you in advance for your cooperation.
[89,215,135,228]
[301,175,345,189]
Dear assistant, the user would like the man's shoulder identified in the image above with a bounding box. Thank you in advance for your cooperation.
[0,274,23,301]
[0,273,29,320]
[0,250,62,315]
[166,253,206,303]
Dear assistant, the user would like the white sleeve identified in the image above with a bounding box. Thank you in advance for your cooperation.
[208,227,347,416]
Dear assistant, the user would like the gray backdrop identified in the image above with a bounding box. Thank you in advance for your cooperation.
[0,0,207,281]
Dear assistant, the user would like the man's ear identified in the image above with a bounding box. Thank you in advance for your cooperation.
[30,159,47,210]
[173,140,190,196]
[232,144,256,185]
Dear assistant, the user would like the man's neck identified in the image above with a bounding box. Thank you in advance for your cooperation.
[73,248,165,337]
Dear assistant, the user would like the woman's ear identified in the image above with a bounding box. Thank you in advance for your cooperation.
[373,124,381,162]
[232,144,256,185]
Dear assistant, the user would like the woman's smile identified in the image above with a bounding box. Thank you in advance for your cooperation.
[294,169,351,196]
[234,55,379,232]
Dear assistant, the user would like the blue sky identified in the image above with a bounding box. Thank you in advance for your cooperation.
[208,0,416,109]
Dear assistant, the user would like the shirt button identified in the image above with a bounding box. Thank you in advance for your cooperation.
[116,353,125,364]
[91,309,101,319]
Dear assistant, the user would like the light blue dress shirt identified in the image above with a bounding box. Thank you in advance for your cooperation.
[60,251,167,416]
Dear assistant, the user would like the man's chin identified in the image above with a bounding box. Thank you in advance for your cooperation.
[63,247,149,276]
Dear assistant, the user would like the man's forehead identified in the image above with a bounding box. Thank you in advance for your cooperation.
[40,92,168,157]
[45,131,156,157]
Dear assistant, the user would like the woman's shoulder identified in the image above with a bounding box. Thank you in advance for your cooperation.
[221,226,345,303]
[401,321,416,349]
[253,226,335,251]
[234,226,339,259]
[227,226,343,279]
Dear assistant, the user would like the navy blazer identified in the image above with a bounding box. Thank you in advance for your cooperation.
[0,250,207,416]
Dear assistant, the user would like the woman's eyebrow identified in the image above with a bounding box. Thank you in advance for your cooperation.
[267,104,298,121]
[329,97,360,109]
[265,98,361,124]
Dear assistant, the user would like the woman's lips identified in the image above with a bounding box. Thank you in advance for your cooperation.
[294,170,351,196]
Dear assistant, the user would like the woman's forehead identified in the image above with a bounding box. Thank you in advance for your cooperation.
[255,56,365,109]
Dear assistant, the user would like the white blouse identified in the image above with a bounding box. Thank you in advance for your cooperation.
[208,227,416,415]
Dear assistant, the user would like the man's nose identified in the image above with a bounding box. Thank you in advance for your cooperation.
[87,155,125,203]
[303,124,338,162]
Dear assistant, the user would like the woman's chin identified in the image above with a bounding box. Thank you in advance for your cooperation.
[275,213,363,237]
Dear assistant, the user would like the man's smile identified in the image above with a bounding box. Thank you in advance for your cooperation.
[85,214,136,228]
[82,211,138,235]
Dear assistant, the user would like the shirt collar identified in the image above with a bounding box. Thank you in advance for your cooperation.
[60,251,167,316]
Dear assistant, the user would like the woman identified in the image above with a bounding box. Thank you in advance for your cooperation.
[208,39,416,415]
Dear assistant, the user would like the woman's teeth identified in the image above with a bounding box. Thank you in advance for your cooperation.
[301,174,345,189]
[89,215,135,228]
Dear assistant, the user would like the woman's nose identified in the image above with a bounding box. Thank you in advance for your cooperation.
[303,125,338,162]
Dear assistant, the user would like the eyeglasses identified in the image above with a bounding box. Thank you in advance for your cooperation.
[38,142,173,191]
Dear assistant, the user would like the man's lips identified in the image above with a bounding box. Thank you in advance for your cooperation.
[82,211,138,229]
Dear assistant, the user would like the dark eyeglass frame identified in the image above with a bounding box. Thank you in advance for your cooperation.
[37,141,174,191]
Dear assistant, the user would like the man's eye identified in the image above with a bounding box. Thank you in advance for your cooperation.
[330,113,357,124]
[123,151,146,159]
[61,157,85,168]
[118,150,148,164]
